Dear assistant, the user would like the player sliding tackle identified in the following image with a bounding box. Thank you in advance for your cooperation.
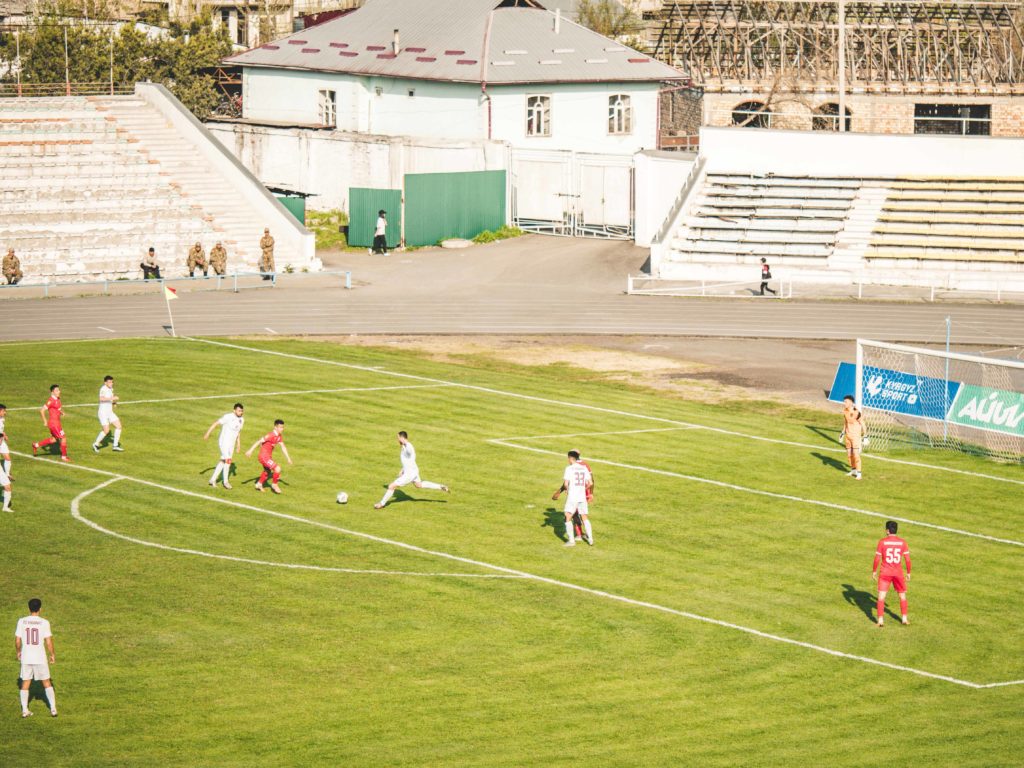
[374,431,450,509]
[553,450,594,547]
[245,419,292,494]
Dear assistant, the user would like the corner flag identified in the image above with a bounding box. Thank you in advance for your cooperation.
[164,285,178,301]
[163,284,178,337]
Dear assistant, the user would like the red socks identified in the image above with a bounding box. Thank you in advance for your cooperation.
[899,597,908,617]
[60,442,68,458]
[258,471,269,484]
[877,599,885,620]
[272,471,281,483]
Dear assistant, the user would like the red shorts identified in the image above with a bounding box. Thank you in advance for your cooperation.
[878,572,907,593]
[48,424,65,440]
[259,458,280,473]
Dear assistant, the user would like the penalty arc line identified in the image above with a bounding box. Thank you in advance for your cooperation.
[490,439,1024,549]
[4,383,453,412]
[70,477,523,580]
[184,337,1024,488]
[21,451,1022,690]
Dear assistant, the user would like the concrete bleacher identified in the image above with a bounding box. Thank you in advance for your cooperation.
[0,87,314,284]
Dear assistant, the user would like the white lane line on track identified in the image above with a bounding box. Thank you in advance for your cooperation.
[489,439,1024,549]
[265,327,278,335]
[71,477,522,580]
[5,383,451,412]
[187,337,1024,488]
[97,326,116,333]
[18,451,1015,691]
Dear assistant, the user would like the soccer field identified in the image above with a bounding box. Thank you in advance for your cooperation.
[1,337,1021,766]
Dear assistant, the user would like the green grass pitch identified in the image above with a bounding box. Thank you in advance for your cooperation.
[0,337,1021,766]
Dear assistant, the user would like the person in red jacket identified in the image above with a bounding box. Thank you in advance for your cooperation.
[872,520,912,627]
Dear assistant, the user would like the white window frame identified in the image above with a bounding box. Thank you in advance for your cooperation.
[318,89,337,128]
[526,94,552,137]
[608,94,632,135]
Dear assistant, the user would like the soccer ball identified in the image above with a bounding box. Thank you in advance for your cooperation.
[336,491,349,504]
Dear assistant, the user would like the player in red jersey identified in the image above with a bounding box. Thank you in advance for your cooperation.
[244,419,292,494]
[872,520,911,627]
[32,384,69,462]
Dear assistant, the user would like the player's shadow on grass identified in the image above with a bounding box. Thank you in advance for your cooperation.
[541,508,567,541]
[382,489,447,505]
[811,452,848,473]
[806,425,841,445]
[14,679,53,706]
[842,584,901,623]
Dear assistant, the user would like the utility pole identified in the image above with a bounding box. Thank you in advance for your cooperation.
[837,0,847,131]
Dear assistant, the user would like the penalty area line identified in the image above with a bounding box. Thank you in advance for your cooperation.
[490,439,1024,549]
[183,337,1024,488]
[23,451,1020,690]
[70,477,519,580]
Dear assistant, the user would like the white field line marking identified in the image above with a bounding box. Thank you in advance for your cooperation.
[20,451,1020,690]
[71,477,520,580]
[97,326,116,333]
[497,427,695,441]
[491,439,1024,549]
[187,338,1024,488]
[5,383,451,412]
[265,327,277,335]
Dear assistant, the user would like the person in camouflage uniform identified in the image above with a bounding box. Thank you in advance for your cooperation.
[209,241,228,276]
[3,249,23,285]
[187,242,208,278]
[259,228,275,279]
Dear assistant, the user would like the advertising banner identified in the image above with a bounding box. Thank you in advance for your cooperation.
[947,385,1024,438]
[828,362,961,421]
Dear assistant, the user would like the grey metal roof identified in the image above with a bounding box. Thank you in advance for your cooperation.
[226,0,686,84]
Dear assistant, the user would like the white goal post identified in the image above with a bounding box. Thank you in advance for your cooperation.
[855,339,1024,460]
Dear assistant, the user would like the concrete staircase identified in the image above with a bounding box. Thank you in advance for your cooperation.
[0,87,314,284]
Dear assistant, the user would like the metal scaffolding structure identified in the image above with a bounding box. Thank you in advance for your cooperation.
[646,0,1024,92]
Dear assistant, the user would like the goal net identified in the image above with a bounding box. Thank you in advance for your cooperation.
[855,339,1024,461]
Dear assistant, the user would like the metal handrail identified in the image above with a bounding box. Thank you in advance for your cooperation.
[0,270,353,298]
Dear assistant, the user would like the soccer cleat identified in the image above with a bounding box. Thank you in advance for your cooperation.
[876,619,884,628]
[61,457,71,463]
[374,503,384,509]
[846,470,857,476]
[564,539,576,547]
[112,445,124,452]
[270,484,282,494]
[254,482,264,492]
[223,482,232,490]
[855,473,863,481]
[3,507,12,513]
[441,485,450,493]
[31,444,38,456]
[208,480,217,488]
[22,710,32,718]
[92,444,100,453]
[50,710,57,717]
[902,616,909,625]
[586,536,594,547]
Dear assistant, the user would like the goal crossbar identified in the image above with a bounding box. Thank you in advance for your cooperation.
[858,339,1024,372]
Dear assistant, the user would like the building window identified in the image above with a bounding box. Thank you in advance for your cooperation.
[731,101,770,128]
[526,95,551,137]
[813,103,852,132]
[318,89,337,128]
[608,94,632,134]
[914,104,991,136]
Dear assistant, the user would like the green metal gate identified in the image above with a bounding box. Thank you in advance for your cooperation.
[275,195,306,224]
[404,170,506,247]
[348,188,402,248]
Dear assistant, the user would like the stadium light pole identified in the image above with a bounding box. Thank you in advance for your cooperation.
[837,0,847,132]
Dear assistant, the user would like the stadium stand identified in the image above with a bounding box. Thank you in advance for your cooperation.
[0,85,315,284]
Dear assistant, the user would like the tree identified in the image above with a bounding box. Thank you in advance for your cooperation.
[576,0,644,43]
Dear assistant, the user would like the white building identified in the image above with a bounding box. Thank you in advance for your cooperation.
[225,0,685,155]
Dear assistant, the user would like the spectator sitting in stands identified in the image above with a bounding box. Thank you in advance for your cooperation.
[141,247,162,280]
[3,248,23,285]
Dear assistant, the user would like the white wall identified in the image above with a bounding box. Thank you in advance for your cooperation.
[634,150,696,247]
[207,122,509,211]
[701,126,1024,177]
[489,82,660,154]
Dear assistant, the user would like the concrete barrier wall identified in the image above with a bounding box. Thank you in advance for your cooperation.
[700,126,1024,177]
[634,150,696,247]
[205,122,510,212]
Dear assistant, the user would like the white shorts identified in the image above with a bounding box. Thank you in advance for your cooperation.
[564,499,589,516]
[393,470,420,487]
[98,408,120,427]
[20,662,50,681]
[218,440,236,462]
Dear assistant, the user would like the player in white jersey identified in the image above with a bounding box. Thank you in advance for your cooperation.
[374,431,450,509]
[0,404,12,512]
[552,450,594,546]
[204,403,245,489]
[92,375,124,452]
[15,598,57,717]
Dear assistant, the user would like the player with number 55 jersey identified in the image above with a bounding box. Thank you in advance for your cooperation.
[872,520,911,627]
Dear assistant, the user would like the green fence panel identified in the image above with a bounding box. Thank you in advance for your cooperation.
[275,195,306,224]
[348,188,402,248]
[404,170,506,247]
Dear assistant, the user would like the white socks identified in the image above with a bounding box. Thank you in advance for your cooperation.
[583,518,593,543]
[420,481,443,490]
[378,488,395,507]
[113,428,122,446]
[19,690,28,713]
[211,462,224,484]
[2,489,10,510]
[44,687,56,713]
[94,430,106,447]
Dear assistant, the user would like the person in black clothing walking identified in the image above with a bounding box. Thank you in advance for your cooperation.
[759,257,776,296]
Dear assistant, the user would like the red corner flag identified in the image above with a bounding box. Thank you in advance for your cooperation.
[164,285,178,301]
